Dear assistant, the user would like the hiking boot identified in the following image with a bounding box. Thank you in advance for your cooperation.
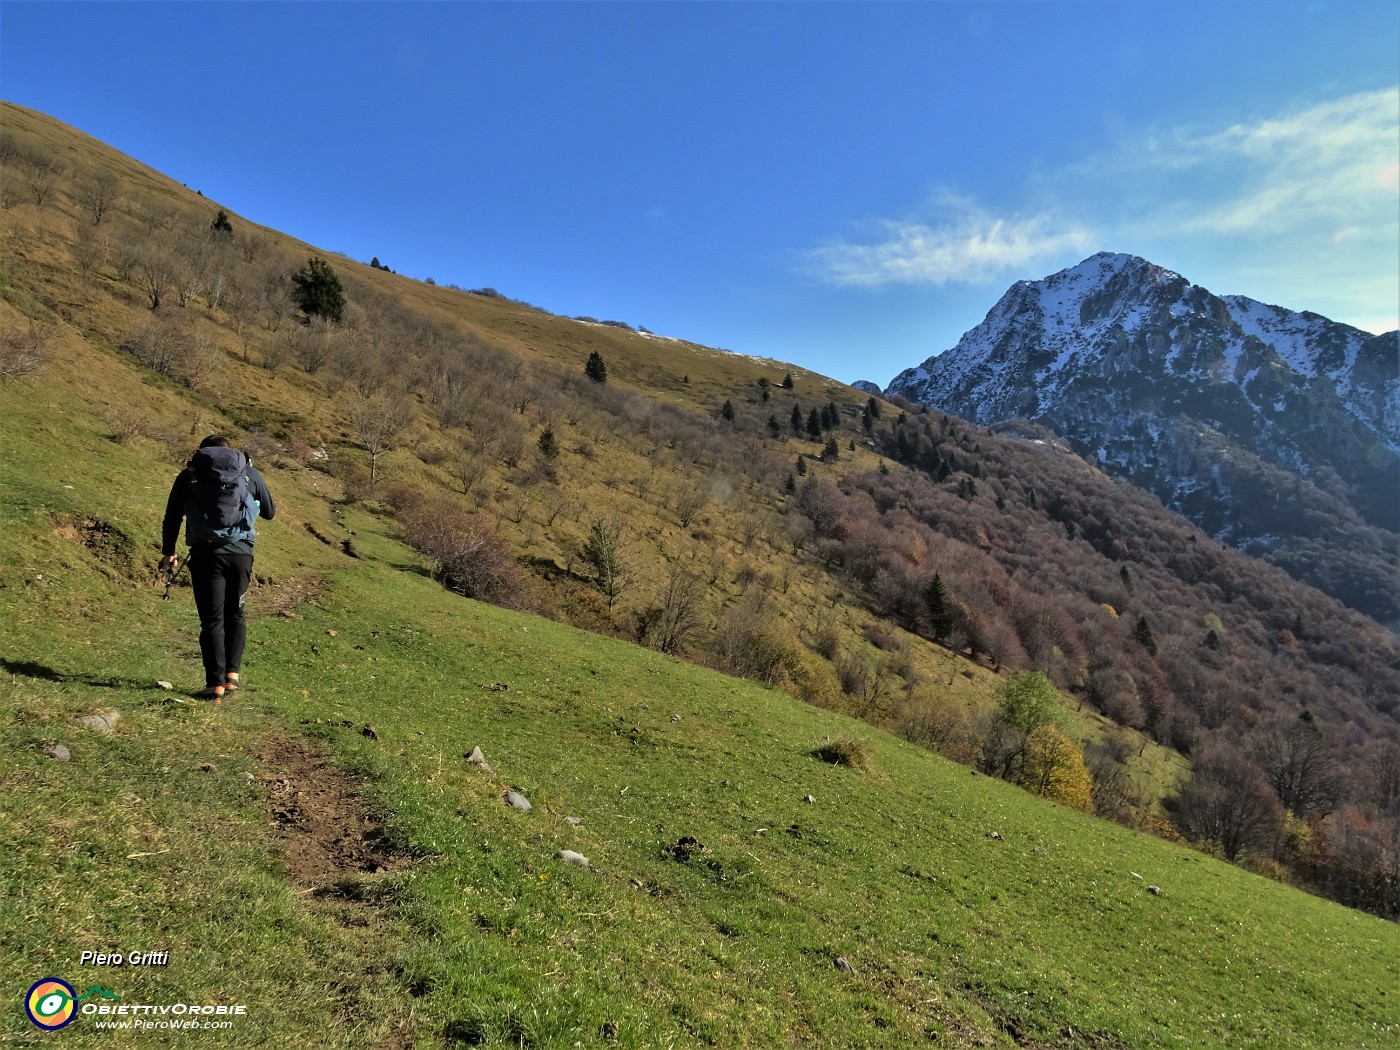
[196,684,225,703]
[224,672,240,693]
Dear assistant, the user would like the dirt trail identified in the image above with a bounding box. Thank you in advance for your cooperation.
[256,735,403,886]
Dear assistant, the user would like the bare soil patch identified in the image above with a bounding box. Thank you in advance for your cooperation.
[51,513,139,579]
[256,734,404,888]
[247,571,328,620]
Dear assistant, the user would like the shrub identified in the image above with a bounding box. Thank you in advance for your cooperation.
[0,319,49,381]
[397,498,530,611]
[812,737,870,771]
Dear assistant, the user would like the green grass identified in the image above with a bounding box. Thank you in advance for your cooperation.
[3,374,1399,1048]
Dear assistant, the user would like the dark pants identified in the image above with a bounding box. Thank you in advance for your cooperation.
[189,548,253,687]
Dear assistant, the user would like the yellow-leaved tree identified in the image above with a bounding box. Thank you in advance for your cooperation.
[1018,724,1095,813]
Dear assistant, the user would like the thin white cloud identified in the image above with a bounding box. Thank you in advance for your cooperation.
[804,89,1399,330]
[805,196,1093,288]
[1169,88,1400,237]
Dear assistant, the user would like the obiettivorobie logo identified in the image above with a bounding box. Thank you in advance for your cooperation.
[25,979,119,1031]
[23,976,247,1033]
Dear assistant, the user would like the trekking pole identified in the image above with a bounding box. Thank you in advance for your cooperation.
[160,559,185,601]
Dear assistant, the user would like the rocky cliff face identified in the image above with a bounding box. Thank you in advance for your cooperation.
[885,253,1400,624]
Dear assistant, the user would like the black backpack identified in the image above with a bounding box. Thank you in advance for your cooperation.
[185,447,258,546]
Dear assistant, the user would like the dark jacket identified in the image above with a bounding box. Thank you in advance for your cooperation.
[162,454,276,558]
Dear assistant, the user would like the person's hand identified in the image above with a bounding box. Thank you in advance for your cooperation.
[160,554,179,573]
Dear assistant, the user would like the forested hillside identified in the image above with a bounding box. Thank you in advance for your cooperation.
[2,100,1397,918]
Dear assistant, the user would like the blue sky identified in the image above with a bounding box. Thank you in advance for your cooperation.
[2,1,1397,386]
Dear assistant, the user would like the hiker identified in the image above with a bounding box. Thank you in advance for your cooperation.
[159,436,275,701]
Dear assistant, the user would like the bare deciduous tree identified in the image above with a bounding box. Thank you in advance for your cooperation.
[78,170,121,225]
[1170,745,1283,861]
[1251,718,1340,816]
[674,485,709,528]
[133,240,177,309]
[21,145,62,205]
[635,566,707,656]
[348,391,414,486]
[71,222,109,279]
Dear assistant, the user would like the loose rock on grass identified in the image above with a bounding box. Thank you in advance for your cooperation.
[465,745,493,772]
[75,710,120,735]
[42,743,70,762]
[555,849,589,868]
[504,790,532,813]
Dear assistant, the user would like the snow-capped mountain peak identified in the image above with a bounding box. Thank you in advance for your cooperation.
[882,253,1400,623]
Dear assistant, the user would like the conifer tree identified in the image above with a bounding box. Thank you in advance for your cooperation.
[767,414,782,437]
[584,351,608,383]
[538,425,559,460]
[821,437,840,462]
[790,404,803,433]
[720,400,735,422]
[581,518,629,610]
[796,454,807,476]
[291,256,345,322]
[924,572,955,641]
[780,373,794,389]
[1134,614,1159,656]
[806,408,822,439]
[210,208,233,237]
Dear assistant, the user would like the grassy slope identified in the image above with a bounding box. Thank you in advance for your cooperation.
[3,333,1399,1049]
[0,99,1187,809]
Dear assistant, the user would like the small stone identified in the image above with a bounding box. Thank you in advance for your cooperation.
[504,790,532,813]
[42,743,71,762]
[155,681,174,691]
[555,849,589,868]
[326,629,337,636]
[484,682,509,692]
[803,794,816,804]
[835,956,857,975]
[986,831,1002,840]
[564,816,583,826]
[1148,885,1163,896]
[75,710,119,735]
[670,715,680,723]
[361,724,379,741]
[465,746,493,772]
